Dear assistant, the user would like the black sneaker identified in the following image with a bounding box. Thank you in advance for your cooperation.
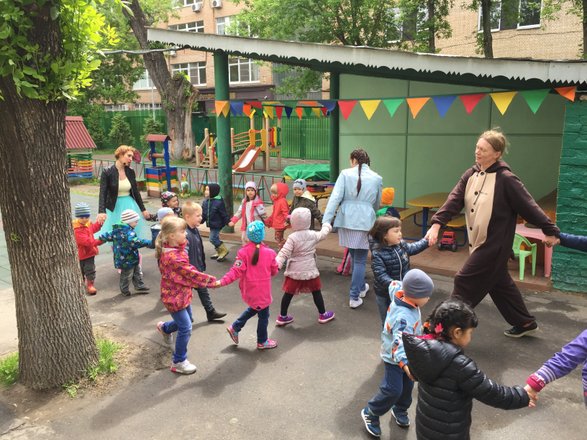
[121,290,131,297]
[391,408,410,427]
[206,309,227,321]
[135,286,150,294]
[361,407,381,437]
[504,321,538,338]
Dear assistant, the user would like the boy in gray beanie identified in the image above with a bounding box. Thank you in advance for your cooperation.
[289,179,323,230]
[361,268,434,437]
[72,202,104,295]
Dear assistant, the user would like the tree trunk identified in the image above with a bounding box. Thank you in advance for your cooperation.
[0,6,98,389]
[481,0,494,58]
[582,0,587,59]
[427,0,436,52]
[124,0,197,159]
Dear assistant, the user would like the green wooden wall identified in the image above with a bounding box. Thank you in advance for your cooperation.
[339,75,565,207]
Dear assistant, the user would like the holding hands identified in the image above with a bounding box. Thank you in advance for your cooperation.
[524,384,538,408]
[543,235,559,248]
[424,224,441,246]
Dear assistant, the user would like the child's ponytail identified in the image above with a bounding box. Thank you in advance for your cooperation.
[426,298,478,341]
[252,243,260,265]
[350,148,370,195]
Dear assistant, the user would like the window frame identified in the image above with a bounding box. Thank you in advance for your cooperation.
[133,69,154,91]
[172,62,207,86]
[228,57,260,84]
[517,0,542,29]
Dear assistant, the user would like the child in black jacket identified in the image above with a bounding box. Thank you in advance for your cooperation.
[202,183,231,262]
[403,299,534,440]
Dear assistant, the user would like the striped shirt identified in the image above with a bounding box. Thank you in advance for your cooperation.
[338,228,370,249]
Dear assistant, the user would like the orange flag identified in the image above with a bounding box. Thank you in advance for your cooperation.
[295,107,303,120]
[406,97,430,119]
[215,100,229,117]
[555,86,576,102]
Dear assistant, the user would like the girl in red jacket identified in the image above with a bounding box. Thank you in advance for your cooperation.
[264,182,289,249]
[72,203,103,295]
[215,221,279,350]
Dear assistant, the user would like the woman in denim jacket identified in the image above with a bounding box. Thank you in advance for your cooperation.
[323,148,382,309]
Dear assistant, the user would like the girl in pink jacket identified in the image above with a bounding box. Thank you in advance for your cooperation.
[228,181,267,244]
[275,207,335,326]
[216,221,279,350]
[155,217,217,375]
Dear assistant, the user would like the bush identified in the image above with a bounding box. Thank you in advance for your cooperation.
[0,353,19,386]
[108,113,133,147]
[141,118,164,149]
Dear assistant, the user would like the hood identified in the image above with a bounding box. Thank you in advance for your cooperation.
[473,159,510,174]
[72,219,88,229]
[290,207,311,231]
[208,183,221,198]
[402,333,461,382]
[271,182,289,201]
[301,190,316,202]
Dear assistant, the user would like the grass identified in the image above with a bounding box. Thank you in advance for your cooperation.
[0,352,19,386]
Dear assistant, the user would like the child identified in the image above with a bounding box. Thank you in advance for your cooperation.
[228,181,267,244]
[215,221,279,350]
[201,183,230,262]
[72,202,103,295]
[402,298,533,440]
[289,179,322,230]
[274,207,335,326]
[99,209,152,296]
[525,329,587,407]
[264,182,289,249]
[161,191,182,218]
[370,216,429,325]
[361,269,434,438]
[154,216,217,374]
[183,201,226,322]
[376,187,401,218]
[151,207,174,242]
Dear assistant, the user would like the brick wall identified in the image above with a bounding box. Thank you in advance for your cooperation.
[552,99,587,293]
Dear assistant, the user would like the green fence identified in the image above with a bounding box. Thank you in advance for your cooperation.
[100,111,330,160]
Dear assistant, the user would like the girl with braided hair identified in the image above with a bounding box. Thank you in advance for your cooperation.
[323,148,382,309]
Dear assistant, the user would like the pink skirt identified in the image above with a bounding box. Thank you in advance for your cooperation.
[282,276,321,294]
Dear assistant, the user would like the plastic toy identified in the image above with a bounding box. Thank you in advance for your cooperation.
[437,230,458,252]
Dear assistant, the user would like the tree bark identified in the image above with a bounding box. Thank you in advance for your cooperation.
[0,5,97,390]
[427,0,436,52]
[582,0,587,59]
[481,0,494,58]
[124,0,197,159]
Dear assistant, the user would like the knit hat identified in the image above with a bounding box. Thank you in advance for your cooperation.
[402,269,434,299]
[293,179,307,190]
[121,209,140,225]
[161,191,177,206]
[245,181,257,192]
[381,187,395,206]
[157,207,174,222]
[246,220,265,244]
[208,183,220,198]
[74,202,91,218]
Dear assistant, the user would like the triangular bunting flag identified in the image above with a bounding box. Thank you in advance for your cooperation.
[338,100,358,120]
[215,101,229,117]
[359,100,381,120]
[312,108,322,118]
[320,107,328,117]
[295,107,303,120]
[520,89,549,114]
[406,97,430,119]
[432,95,457,118]
[264,106,274,119]
[248,101,263,109]
[299,100,319,107]
[303,107,313,118]
[318,100,337,113]
[275,106,284,120]
[490,91,517,115]
[459,94,486,114]
[230,101,244,116]
[555,86,576,102]
[382,99,403,118]
[243,103,252,117]
[284,106,293,119]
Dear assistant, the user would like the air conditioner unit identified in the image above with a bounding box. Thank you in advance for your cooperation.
[211,0,222,8]
[169,50,177,57]
[192,2,202,12]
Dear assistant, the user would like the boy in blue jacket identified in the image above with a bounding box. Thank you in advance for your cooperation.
[202,183,231,262]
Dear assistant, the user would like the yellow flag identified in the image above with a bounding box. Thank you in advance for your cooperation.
[359,100,381,120]
[489,92,517,115]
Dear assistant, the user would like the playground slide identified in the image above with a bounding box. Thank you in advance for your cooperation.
[232,144,261,172]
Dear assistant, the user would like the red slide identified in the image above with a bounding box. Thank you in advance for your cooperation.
[232,144,261,172]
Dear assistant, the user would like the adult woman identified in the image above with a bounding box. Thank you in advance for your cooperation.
[323,148,382,309]
[424,129,559,337]
[96,145,151,239]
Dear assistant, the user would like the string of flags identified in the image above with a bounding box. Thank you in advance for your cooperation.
[214,86,576,120]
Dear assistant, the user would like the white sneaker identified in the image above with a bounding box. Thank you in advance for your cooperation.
[156,321,173,345]
[359,283,370,298]
[170,359,197,375]
[349,298,364,309]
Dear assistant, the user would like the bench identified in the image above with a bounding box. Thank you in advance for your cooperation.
[399,207,423,222]
[445,215,468,246]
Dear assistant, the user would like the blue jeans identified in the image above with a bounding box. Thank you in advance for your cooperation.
[196,287,213,312]
[232,306,270,344]
[375,292,391,326]
[209,228,222,248]
[349,248,368,300]
[161,305,193,363]
[368,362,414,417]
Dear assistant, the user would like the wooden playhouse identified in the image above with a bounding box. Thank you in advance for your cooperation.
[65,116,96,179]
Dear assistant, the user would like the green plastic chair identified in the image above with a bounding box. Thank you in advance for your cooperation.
[512,233,537,280]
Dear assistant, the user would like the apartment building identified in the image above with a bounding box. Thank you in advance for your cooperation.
[130,0,275,113]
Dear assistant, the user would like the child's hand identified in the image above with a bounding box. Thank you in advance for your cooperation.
[228,221,234,228]
[403,365,415,381]
[213,280,221,288]
[524,384,538,407]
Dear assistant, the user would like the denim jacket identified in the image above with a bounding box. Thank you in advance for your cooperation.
[322,164,382,231]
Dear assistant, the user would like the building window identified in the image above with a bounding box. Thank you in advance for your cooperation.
[133,70,154,90]
[172,62,207,86]
[478,0,541,32]
[216,16,232,35]
[135,103,162,111]
[104,104,129,112]
[179,0,196,6]
[168,21,204,33]
[229,57,259,83]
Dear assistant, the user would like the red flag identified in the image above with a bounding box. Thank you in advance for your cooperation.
[459,94,486,114]
[338,100,358,120]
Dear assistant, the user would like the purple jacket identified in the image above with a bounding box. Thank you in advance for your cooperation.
[527,329,587,406]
